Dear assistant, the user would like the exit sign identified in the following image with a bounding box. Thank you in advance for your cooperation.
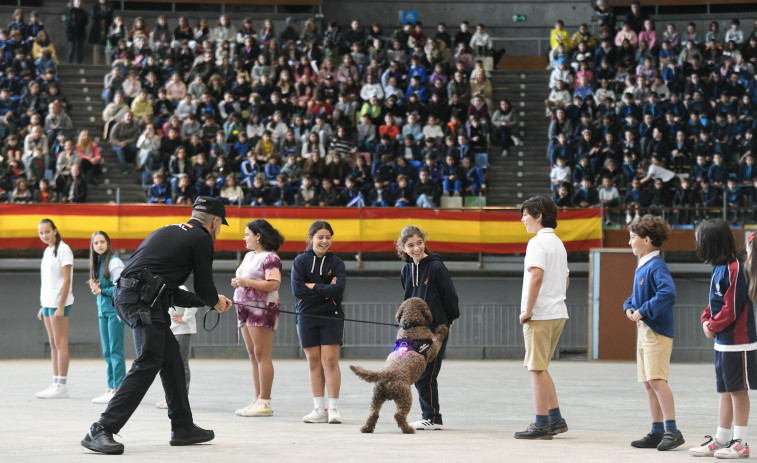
[512,14,527,23]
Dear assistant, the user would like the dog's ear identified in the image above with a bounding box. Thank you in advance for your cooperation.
[395,302,405,323]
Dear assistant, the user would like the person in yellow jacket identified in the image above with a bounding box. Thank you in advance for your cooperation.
[550,20,572,52]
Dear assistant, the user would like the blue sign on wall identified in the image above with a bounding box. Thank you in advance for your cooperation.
[399,10,418,25]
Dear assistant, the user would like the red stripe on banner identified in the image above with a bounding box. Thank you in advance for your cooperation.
[0,238,604,254]
[0,204,602,221]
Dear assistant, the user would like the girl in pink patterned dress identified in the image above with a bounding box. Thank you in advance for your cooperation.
[231,219,285,417]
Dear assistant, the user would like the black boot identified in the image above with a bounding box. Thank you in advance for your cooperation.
[81,422,124,455]
[169,424,215,446]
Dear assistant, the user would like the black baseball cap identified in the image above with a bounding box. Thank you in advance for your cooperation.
[193,196,228,225]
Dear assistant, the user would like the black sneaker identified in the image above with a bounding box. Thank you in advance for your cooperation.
[514,423,554,440]
[81,422,124,455]
[657,430,685,451]
[169,424,215,446]
[631,431,663,448]
[550,418,568,434]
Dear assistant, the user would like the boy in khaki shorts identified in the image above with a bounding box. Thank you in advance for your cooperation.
[624,215,684,451]
[514,196,569,440]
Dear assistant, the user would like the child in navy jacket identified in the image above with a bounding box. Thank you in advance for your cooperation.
[689,221,757,458]
[624,215,684,451]
[396,225,460,430]
[290,221,347,425]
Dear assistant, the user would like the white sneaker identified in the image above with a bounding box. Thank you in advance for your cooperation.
[303,407,328,423]
[328,407,342,424]
[690,435,727,457]
[40,383,68,399]
[36,383,56,398]
[92,389,116,404]
[236,400,273,417]
[714,440,750,459]
[410,419,443,430]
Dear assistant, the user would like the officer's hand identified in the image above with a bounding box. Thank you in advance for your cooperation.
[214,295,232,313]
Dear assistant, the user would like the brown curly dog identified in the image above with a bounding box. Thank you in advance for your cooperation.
[350,297,448,434]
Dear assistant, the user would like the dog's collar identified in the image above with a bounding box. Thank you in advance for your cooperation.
[400,322,427,330]
[394,338,433,358]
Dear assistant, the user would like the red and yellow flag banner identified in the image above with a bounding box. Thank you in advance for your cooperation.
[0,204,602,253]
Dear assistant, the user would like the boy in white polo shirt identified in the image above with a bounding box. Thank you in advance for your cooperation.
[514,195,570,440]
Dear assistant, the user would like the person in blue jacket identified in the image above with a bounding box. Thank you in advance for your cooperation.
[87,231,125,405]
[396,225,460,430]
[624,215,684,451]
[689,221,757,458]
[291,220,347,425]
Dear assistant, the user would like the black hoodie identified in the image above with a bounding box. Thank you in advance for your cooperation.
[291,248,346,316]
[400,254,460,327]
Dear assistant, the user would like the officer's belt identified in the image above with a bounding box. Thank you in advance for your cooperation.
[117,276,142,290]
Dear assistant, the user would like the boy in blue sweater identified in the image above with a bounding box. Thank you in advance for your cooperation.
[624,215,684,451]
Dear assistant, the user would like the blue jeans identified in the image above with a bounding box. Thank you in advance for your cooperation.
[112,143,137,171]
[443,179,462,194]
[99,310,126,389]
[416,194,435,208]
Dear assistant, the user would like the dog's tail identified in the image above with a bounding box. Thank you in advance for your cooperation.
[349,365,387,383]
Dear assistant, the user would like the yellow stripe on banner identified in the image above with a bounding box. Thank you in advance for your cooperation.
[0,215,122,239]
[0,214,602,245]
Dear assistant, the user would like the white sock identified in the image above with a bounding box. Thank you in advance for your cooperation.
[53,376,59,384]
[734,425,748,442]
[313,396,325,410]
[328,398,339,410]
[58,376,67,385]
[260,398,271,405]
[717,426,732,444]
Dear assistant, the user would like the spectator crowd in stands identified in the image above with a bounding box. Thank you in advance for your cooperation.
[545,0,757,225]
[0,8,91,203]
[90,9,509,207]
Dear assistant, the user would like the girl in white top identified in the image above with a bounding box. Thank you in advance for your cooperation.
[36,218,74,399]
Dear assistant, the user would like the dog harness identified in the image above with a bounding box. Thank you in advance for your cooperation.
[394,338,433,358]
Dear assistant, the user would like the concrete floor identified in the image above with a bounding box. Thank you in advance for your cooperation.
[0,357,731,462]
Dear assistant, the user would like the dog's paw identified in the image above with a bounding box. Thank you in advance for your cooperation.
[401,426,416,434]
[434,324,449,339]
[360,425,375,433]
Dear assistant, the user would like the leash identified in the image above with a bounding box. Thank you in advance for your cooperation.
[203,308,221,331]
[232,300,400,328]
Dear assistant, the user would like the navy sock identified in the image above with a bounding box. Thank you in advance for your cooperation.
[651,422,664,435]
[548,407,562,424]
[535,414,549,428]
[664,420,678,433]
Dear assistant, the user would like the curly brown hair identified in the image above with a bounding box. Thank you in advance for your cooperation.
[396,225,430,263]
[628,214,671,247]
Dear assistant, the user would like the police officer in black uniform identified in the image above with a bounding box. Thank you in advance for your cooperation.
[82,197,233,455]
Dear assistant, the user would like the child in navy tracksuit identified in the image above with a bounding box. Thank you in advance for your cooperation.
[624,215,684,451]
[291,220,347,425]
[396,225,460,430]
[689,221,757,458]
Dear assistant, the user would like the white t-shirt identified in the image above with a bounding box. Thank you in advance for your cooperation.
[40,241,74,308]
[521,228,569,320]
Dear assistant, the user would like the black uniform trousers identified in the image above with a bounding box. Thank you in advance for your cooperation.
[99,317,193,433]
[414,334,448,424]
